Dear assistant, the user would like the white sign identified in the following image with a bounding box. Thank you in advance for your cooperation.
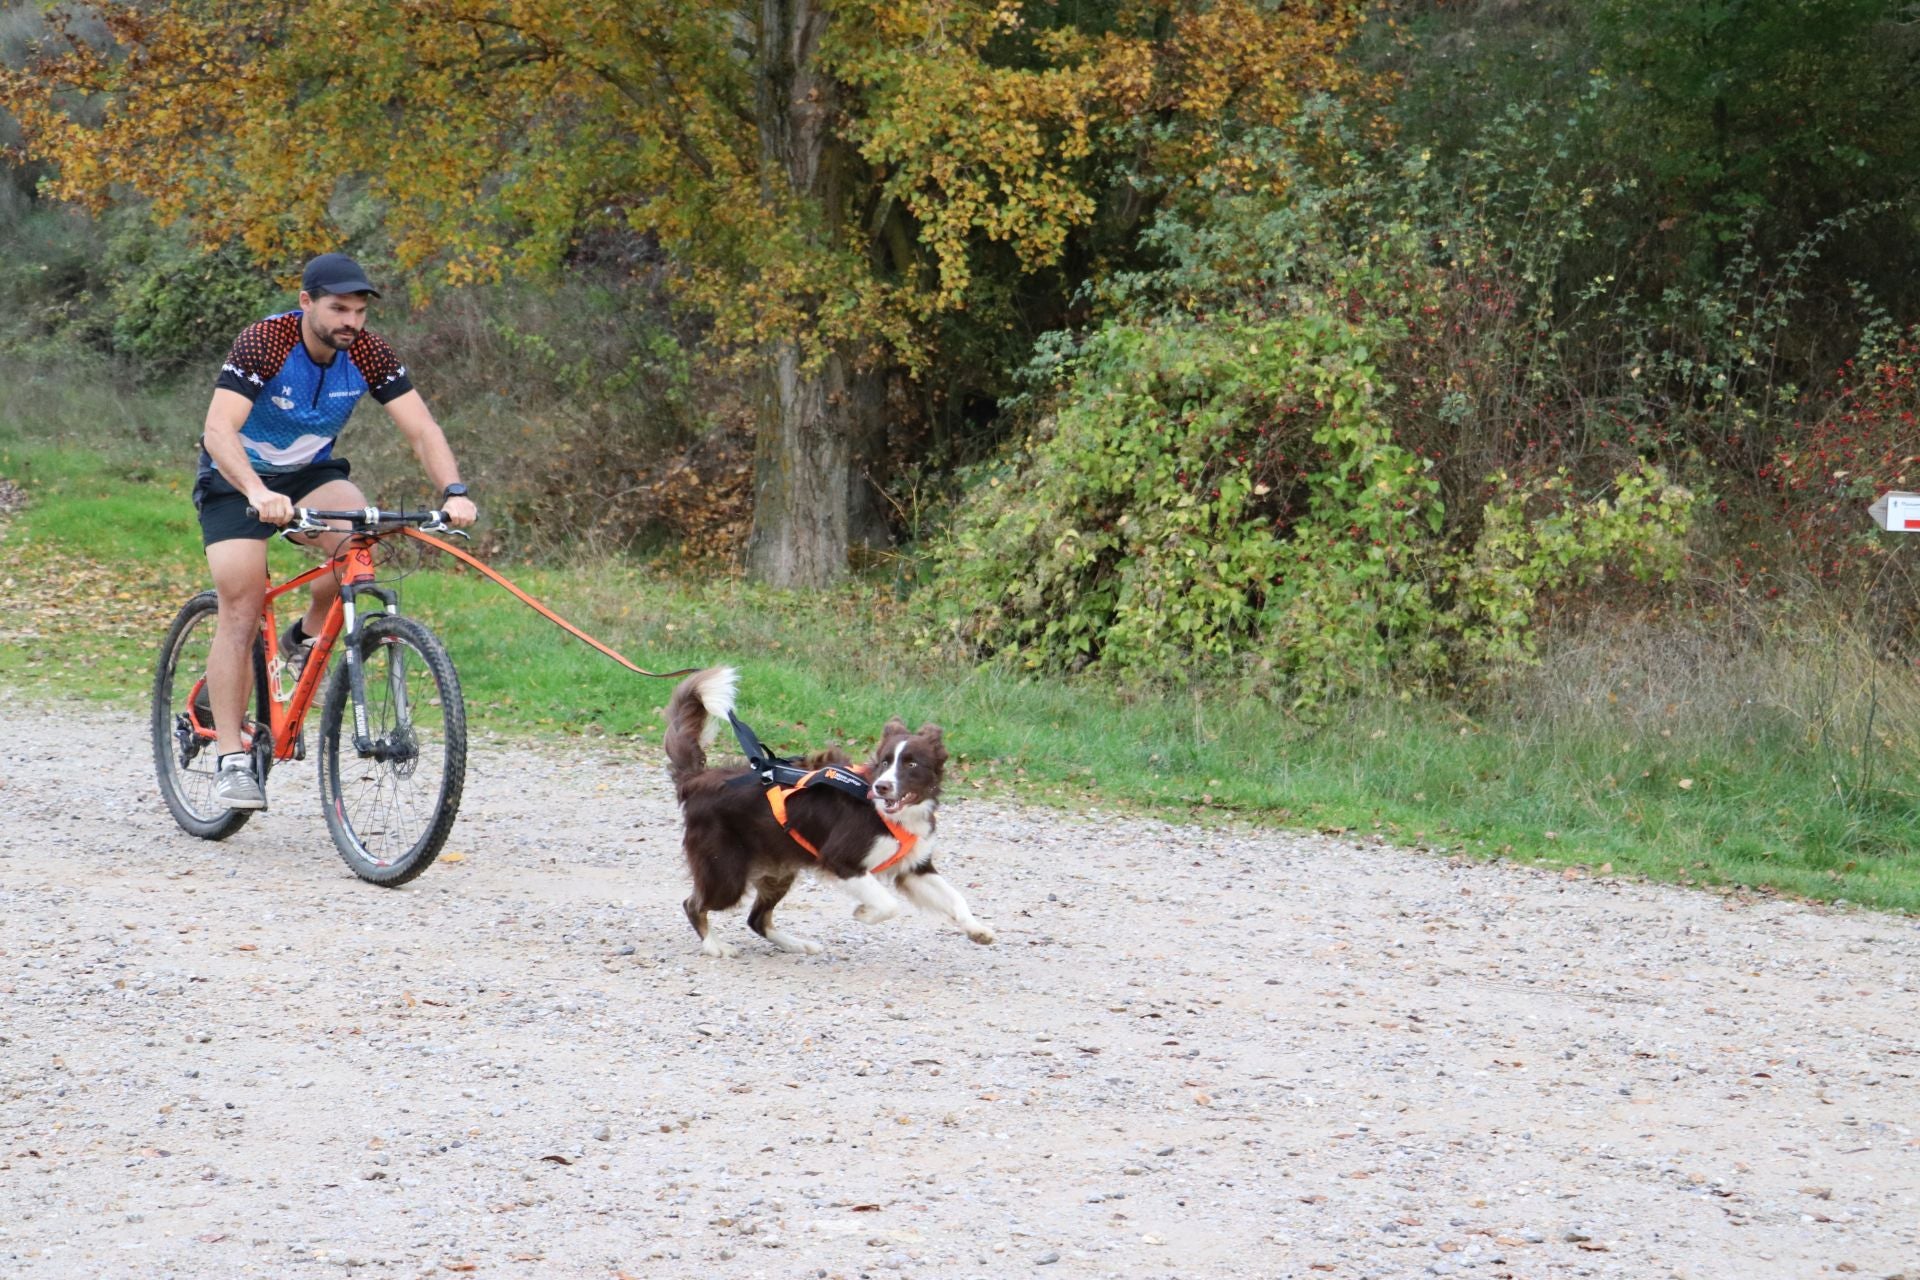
[1868,491,1920,532]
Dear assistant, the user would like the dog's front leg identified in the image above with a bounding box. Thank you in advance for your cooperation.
[836,872,903,925]
[895,869,995,944]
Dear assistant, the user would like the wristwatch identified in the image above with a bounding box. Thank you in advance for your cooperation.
[441,483,470,502]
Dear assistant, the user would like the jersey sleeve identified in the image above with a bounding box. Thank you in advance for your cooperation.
[214,319,294,400]
[349,332,415,404]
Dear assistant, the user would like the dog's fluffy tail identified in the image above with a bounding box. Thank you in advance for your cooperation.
[665,666,738,792]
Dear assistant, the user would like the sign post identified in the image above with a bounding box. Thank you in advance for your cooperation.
[1867,492,1920,532]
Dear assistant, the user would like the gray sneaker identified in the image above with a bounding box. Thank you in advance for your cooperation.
[213,754,267,810]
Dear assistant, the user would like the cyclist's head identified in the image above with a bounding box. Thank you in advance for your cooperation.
[299,253,378,351]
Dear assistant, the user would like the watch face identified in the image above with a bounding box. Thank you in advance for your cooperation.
[444,484,468,498]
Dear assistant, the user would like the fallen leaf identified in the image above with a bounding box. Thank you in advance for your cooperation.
[441,852,467,863]
[539,1154,572,1165]
[1678,777,1694,790]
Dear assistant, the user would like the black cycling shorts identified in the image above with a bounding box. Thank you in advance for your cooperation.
[193,458,354,546]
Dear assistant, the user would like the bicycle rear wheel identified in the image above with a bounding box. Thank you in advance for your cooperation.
[152,590,270,839]
[317,613,467,886]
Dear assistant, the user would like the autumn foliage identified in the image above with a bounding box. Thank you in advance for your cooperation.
[0,1,1370,369]
[1771,330,1920,585]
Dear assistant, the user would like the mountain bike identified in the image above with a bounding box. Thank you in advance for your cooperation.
[151,506,468,886]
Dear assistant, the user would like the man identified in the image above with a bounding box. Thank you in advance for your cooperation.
[194,252,478,809]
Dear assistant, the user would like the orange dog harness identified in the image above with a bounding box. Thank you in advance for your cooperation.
[764,764,919,873]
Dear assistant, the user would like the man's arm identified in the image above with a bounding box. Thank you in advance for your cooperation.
[203,388,291,524]
[383,390,477,528]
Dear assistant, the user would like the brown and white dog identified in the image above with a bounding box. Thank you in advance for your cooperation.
[663,666,994,957]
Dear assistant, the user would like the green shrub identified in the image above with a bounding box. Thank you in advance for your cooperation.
[927,122,1699,701]
[103,213,281,373]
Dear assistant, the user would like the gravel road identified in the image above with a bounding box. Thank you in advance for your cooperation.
[2,704,1917,1280]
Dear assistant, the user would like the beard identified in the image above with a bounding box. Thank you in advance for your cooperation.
[304,313,360,352]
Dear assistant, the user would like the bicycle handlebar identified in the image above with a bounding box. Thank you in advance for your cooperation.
[245,505,457,536]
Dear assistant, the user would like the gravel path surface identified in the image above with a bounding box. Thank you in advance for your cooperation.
[2,704,1917,1280]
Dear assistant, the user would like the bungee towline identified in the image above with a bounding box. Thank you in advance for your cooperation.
[401,527,700,680]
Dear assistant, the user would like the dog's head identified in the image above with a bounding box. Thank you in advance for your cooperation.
[869,717,946,816]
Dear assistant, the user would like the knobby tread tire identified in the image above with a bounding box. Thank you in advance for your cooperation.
[317,613,467,887]
[152,590,267,840]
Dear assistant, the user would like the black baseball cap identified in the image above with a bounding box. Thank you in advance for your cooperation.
[301,252,381,298]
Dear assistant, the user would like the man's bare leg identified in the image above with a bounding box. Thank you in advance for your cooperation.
[206,537,269,759]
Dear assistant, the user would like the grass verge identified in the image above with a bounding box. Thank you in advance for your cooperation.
[4,439,1919,912]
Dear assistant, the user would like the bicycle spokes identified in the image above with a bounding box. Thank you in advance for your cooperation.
[320,616,466,885]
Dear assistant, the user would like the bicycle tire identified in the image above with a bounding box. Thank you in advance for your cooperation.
[151,590,269,840]
[317,613,467,886]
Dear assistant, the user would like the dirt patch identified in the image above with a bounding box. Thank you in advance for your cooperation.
[2,704,1917,1278]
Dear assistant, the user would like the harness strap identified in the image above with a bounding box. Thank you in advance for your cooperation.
[757,762,919,871]
[402,527,700,679]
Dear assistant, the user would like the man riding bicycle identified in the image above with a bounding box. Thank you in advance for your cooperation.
[195,252,478,810]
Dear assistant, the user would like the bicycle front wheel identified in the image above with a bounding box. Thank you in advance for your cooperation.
[317,614,467,886]
[152,590,268,840]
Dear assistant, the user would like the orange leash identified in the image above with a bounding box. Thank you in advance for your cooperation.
[402,527,700,679]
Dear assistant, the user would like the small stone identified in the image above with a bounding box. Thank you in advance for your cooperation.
[594,1125,612,1142]
[1036,1251,1061,1265]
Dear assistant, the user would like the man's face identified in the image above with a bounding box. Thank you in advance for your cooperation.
[299,290,371,350]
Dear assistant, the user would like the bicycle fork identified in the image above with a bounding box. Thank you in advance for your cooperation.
[337,539,409,761]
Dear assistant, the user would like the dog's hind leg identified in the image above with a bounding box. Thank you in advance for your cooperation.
[895,867,995,944]
[835,872,904,925]
[747,873,823,955]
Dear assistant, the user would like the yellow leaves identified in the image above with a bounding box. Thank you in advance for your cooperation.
[5,0,1367,365]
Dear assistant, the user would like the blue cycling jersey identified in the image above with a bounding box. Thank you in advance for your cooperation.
[203,310,414,476]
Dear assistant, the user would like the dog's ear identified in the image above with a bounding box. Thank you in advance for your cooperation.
[873,715,910,761]
[916,723,947,767]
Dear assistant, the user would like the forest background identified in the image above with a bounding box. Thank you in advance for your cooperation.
[5,0,1920,909]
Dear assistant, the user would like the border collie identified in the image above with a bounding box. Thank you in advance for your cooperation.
[663,666,994,957]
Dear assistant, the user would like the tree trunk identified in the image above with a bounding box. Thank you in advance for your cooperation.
[748,342,889,584]
[744,0,889,586]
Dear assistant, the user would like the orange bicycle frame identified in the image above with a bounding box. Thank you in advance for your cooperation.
[184,533,392,762]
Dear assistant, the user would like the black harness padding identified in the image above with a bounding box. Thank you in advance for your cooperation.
[727,712,873,801]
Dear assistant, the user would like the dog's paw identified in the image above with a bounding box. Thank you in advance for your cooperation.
[699,936,740,959]
[767,930,824,956]
[852,903,900,925]
[967,926,996,945]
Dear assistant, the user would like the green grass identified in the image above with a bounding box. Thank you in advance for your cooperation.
[5,436,1920,913]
